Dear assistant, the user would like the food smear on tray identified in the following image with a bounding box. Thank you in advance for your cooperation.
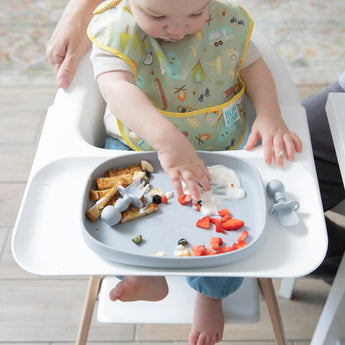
[179,164,246,216]
[201,164,245,216]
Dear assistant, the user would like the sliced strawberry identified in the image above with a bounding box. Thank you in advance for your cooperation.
[161,195,168,204]
[205,249,216,255]
[221,214,231,223]
[215,224,226,234]
[210,237,223,250]
[222,218,244,230]
[218,209,230,217]
[210,217,222,225]
[192,245,206,256]
[215,246,234,254]
[232,241,247,250]
[178,194,192,205]
[237,241,248,248]
[237,230,248,242]
[196,216,211,229]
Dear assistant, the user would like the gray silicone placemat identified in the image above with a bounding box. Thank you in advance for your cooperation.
[82,151,267,268]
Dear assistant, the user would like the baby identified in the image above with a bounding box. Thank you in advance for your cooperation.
[87,0,302,344]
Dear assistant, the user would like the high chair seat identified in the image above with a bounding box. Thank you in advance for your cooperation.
[97,276,260,324]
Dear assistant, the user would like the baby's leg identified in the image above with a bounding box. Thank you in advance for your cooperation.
[187,276,243,345]
[109,276,168,302]
[189,292,223,345]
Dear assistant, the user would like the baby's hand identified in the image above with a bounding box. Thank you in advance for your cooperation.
[244,115,302,167]
[157,140,211,201]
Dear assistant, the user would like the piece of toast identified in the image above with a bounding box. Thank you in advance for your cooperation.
[87,161,157,223]
[85,178,125,222]
[104,163,141,178]
[120,202,159,224]
[90,188,112,201]
[95,174,134,190]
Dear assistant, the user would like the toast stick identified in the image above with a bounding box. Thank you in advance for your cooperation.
[120,202,159,223]
[104,163,141,177]
[90,189,111,201]
[96,173,133,190]
[86,177,126,222]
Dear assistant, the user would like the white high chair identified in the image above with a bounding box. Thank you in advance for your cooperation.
[68,27,301,345]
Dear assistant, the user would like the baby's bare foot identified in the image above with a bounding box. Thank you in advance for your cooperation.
[189,292,224,345]
[109,276,168,302]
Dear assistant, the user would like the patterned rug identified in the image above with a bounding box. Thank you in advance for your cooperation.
[1,0,344,85]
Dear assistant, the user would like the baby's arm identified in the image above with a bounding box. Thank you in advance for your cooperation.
[241,58,302,167]
[97,71,211,200]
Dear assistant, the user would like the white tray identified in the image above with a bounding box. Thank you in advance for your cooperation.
[12,36,328,277]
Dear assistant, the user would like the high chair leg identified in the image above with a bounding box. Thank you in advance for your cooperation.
[258,278,287,345]
[76,276,103,345]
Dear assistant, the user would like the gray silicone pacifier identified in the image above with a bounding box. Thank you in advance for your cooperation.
[266,179,300,227]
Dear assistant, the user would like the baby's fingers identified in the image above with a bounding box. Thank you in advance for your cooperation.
[244,130,260,151]
[290,132,302,154]
[272,135,285,167]
[283,132,302,162]
[261,135,274,165]
[181,170,210,201]
[166,171,184,198]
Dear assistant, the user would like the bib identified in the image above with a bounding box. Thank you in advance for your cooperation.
[88,0,253,151]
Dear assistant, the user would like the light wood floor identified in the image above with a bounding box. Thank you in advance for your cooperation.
[0,84,333,344]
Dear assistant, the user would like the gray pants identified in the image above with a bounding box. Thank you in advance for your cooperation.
[303,81,345,283]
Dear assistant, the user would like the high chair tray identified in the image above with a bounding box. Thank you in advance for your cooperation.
[82,151,266,268]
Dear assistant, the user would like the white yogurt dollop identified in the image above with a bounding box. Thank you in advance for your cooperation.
[200,164,245,216]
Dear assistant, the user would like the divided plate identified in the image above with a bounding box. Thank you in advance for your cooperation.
[82,151,267,268]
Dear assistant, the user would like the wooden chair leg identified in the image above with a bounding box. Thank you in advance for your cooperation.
[258,278,287,345]
[76,276,103,345]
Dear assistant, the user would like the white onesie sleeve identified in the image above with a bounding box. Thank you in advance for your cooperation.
[90,44,134,78]
[242,40,261,68]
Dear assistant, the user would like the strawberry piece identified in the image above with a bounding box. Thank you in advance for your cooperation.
[215,246,234,254]
[210,218,226,233]
[237,230,248,242]
[210,237,223,250]
[221,214,231,223]
[161,195,168,204]
[218,209,230,217]
[232,241,247,250]
[192,245,206,256]
[237,241,248,248]
[196,216,211,229]
[210,217,222,225]
[205,249,216,255]
[222,218,244,230]
[215,224,226,234]
[178,194,192,205]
